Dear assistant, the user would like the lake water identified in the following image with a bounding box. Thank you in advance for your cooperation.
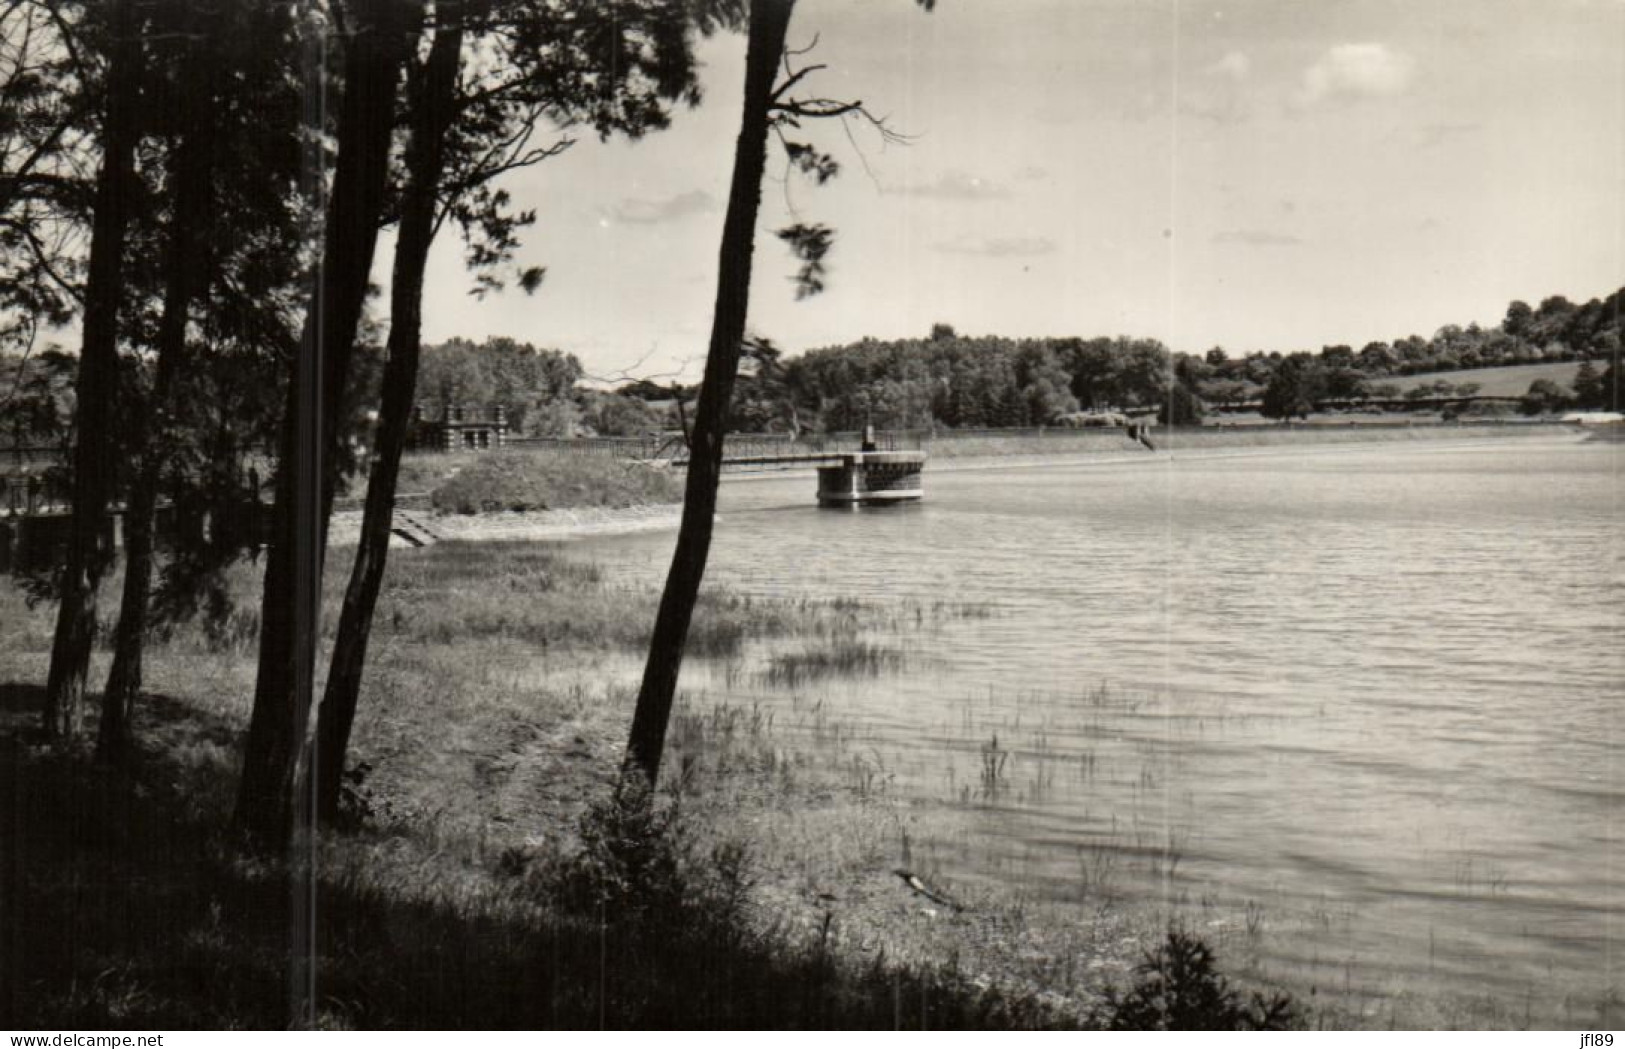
[574,435,1622,1025]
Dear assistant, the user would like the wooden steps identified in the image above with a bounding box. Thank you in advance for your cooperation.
[389,510,442,548]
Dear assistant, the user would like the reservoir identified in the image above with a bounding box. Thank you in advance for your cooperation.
[575,435,1622,1025]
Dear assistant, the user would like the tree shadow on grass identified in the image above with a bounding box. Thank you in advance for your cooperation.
[0,696,1066,1031]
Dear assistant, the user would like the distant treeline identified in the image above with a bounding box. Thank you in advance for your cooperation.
[720,287,1624,430]
[395,287,1625,435]
[10,288,1613,449]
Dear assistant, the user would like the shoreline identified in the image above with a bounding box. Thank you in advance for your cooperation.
[339,424,1586,545]
[931,422,1589,474]
[719,420,1584,481]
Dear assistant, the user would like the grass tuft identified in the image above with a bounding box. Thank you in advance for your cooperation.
[760,639,906,688]
[1093,928,1300,1031]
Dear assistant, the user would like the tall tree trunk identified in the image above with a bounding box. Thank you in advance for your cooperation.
[621,0,795,790]
[43,0,143,742]
[311,18,462,825]
[234,0,416,848]
[98,24,218,765]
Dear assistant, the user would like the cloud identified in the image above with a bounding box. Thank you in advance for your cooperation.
[1014,165,1050,181]
[888,170,1011,201]
[1294,43,1415,108]
[1205,51,1251,80]
[1212,229,1303,247]
[931,235,1056,258]
[605,189,717,225]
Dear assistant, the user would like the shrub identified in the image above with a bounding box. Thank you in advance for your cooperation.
[1094,929,1299,1031]
[1520,378,1570,416]
[429,452,681,514]
[547,780,753,936]
[553,782,687,919]
[1158,384,1204,426]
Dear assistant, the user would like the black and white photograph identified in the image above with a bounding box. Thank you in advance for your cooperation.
[0,0,1621,1033]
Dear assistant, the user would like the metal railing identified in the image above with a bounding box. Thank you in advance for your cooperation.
[505,434,671,460]
[1,474,69,516]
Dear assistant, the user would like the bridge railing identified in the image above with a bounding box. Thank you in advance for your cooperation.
[504,432,907,463]
[670,431,921,464]
[505,435,668,459]
[0,473,69,516]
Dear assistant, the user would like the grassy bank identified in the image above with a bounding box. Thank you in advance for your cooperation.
[426,451,682,515]
[0,725,1069,1029]
[5,542,1301,1029]
[0,552,1033,1028]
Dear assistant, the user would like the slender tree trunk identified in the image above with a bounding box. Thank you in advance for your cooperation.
[43,0,143,742]
[311,19,462,825]
[234,0,417,848]
[621,0,795,790]
[98,30,218,764]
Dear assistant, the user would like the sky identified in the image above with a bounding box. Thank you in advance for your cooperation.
[399,0,1625,381]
